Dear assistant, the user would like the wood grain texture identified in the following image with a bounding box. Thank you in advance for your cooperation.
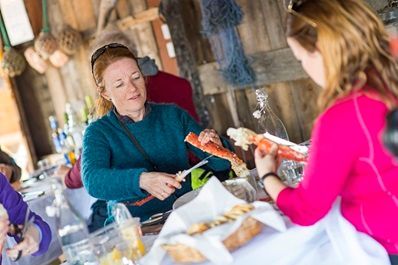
[117,8,159,30]
[199,48,307,95]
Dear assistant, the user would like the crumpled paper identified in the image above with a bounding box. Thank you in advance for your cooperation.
[140,177,286,265]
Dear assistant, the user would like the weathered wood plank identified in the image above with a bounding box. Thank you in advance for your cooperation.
[259,0,286,49]
[287,79,321,140]
[116,0,131,18]
[15,67,54,159]
[127,0,147,12]
[162,0,211,126]
[44,66,68,126]
[199,48,307,95]
[117,7,159,30]
[237,0,271,53]
[69,0,96,31]
[366,0,388,11]
[58,0,78,29]
[4,77,36,170]
[186,0,214,64]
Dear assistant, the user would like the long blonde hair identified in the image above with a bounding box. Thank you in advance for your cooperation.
[286,0,398,110]
[92,47,138,117]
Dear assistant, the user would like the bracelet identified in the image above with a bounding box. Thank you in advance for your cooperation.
[258,172,279,193]
[259,172,279,182]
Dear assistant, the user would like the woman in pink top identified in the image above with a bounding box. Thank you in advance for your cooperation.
[255,0,398,263]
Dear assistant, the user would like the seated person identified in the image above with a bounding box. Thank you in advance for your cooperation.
[255,1,398,263]
[0,173,51,262]
[82,43,231,231]
[54,68,202,190]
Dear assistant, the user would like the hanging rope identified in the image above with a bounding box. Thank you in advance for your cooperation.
[388,0,398,8]
[199,0,255,87]
[0,12,11,49]
[42,0,50,33]
[200,0,243,35]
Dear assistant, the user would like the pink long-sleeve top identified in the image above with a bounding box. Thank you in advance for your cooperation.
[276,87,398,254]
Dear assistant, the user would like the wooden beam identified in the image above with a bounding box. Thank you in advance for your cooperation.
[198,47,308,95]
[117,7,159,30]
[161,0,210,126]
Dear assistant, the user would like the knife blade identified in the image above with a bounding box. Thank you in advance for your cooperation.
[175,155,211,182]
[132,155,212,207]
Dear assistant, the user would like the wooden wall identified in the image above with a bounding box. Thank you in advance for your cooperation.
[178,0,388,144]
[15,0,165,162]
[10,0,389,165]
[179,0,320,144]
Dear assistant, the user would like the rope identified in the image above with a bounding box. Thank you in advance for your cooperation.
[42,0,50,33]
[200,0,243,35]
[104,200,117,226]
[199,0,255,86]
[388,0,398,8]
[0,11,11,49]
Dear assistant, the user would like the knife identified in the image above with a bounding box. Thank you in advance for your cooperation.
[132,156,212,207]
[175,156,210,182]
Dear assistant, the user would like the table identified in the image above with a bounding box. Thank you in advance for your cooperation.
[2,181,96,265]
[157,204,390,265]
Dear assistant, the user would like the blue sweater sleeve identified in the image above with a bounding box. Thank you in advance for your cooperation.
[0,174,51,256]
[82,124,148,201]
[178,107,231,172]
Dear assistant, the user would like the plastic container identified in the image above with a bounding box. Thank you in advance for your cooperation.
[91,219,145,265]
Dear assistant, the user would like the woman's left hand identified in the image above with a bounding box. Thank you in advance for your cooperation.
[198,129,222,146]
[7,225,40,258]
[254,144,278,177]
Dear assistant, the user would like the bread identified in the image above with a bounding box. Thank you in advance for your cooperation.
[187,204,254,236]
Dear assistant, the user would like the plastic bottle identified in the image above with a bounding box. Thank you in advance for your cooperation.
[47,181,98,265]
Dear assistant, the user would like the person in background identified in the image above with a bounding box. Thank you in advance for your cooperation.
[254,0,398,264]
[54,157,83,189]
[81,42,231,232]
[0,148,21,184]
[0,173,51,262]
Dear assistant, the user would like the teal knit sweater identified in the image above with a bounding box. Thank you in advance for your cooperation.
[82,103,231,220]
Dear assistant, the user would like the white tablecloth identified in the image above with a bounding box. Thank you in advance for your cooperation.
[160,203,390,265]
[2,185,96,265]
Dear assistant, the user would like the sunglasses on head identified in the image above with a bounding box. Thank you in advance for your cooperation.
[90,43,131,71]
[285,0,317,28]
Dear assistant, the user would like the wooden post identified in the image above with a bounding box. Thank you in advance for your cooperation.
[160,0,210,126]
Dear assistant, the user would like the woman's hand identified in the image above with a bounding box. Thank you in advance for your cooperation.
[254,144,279,177]
[0,217,10,254]
[139,172,182,201]
[255,144,287,200]
[6,224,40,258]
[198,129,222,146]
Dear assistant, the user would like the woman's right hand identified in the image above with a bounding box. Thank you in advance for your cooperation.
[0,216,10,253]
[139,172,182,201]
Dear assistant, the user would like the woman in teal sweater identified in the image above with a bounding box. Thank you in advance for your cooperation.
[82,43,231,226]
